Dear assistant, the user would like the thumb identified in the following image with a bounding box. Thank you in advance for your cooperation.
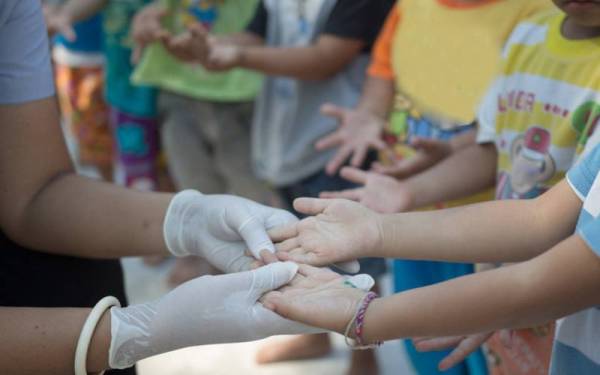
[60,24,77,42]
[293,197,333,216]
[346,273,375,291]
[238,215,276,259]
[320,103,346,122]
[250,262,299,297]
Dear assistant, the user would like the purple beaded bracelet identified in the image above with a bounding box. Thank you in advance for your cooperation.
[344,291,383,350]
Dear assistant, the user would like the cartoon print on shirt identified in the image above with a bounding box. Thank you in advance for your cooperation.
[180,0,221,30]
[497,126,556,200]
[571,101,600,153]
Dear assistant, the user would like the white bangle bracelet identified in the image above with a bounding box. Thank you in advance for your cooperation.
[75,296,121,375]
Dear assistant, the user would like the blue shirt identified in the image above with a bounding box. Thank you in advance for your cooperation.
[54,15,103,54]
[0,0,55,104]
[554,145,600,374]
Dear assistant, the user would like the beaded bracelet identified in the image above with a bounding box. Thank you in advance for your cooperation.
[344,291,382,350]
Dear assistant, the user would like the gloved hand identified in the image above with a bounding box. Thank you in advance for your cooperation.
[109,262,319,369]
[163,190,297,273]
[163,190,359,273]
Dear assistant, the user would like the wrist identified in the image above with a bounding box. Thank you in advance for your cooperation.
[236,45,249,68]
[87,310,112,373]
[361,297,383,344]
[163,190,204,257]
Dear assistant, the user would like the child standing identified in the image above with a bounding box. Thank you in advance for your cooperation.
[130,0,273,284]
[160,1,394,373]
[45,5,113,181]
[51,0,161,191]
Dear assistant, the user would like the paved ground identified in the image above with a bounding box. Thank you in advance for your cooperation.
[122,258,417,375]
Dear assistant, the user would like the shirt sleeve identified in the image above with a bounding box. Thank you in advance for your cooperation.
[567,144,600,201]
[322,0,395,52]
[0,0,55,104]
[476,78,501,144]
[245,1,268,39]
[366,8,399,81]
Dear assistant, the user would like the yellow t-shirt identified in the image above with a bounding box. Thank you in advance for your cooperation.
[477,10,600,200]
[370,0,550,125]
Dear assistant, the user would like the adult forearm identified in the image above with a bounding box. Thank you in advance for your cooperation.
[364,235,600,343]
[356,75,395,119]
[0,307,111,374]
[16,174,172,259]
[405,143,498,209]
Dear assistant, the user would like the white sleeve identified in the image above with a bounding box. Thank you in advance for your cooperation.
[475,78,500,145]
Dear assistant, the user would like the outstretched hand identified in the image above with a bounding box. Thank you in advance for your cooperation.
[269,198,383,267]
[317,104,386,176]
[320,167,414,213]
[262,264,375,334]
[131,3,170,63]
[372,137,453,179]
[413,329,514,371]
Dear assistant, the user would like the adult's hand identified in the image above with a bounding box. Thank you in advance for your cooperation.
[109,262,322,369]
[316,104,386,176]
[163,190,298,273]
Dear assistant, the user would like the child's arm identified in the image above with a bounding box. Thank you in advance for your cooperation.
[274,179,581,265]
[229,36,365,81]
[265,233,600,342]
[364,234,600,342]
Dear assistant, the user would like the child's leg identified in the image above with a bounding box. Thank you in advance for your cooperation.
[212,101,279,204]
[159,92,225,194]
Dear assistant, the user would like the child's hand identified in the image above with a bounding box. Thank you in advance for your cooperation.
[372,137,453,179]
[413,332,494,371]
[320,167,414,213]
[43,4,76,41]
[131,3,170,62]
[316,104,387,176]
[262,265,375,334]
[270,198,383,266]
[203,40,242,72]
[162,23,210,63]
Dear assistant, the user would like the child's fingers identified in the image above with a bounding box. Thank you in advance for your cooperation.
[260,249,279,265]
[320,103,346,122]
[414,336,464,351]
[333,260,361,275]
[268,223,298,243]
[326,145,353,175]
[438,334,491,371]
[293,197,333,216]
[320,188,363,201]
[275,237,300,252]
[315,131,343,151]
[350,145,368,168]
[340,167,368,185]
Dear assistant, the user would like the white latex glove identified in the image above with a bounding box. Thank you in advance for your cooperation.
[163,190,359,273]
[109,262,320,369]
